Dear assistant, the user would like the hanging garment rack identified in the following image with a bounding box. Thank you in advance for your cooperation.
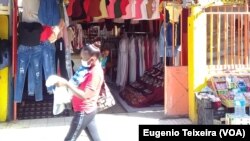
[125,32,151,34]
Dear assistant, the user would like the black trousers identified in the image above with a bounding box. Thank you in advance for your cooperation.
[64,110,100,141]
[55,38,69,80]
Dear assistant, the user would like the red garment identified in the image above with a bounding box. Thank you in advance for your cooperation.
[120,0,129,15]
[40,26,53,42]
[87,0,102,17]
[67,0,75,16]
[160,0,164,21]
[72,64,104,113]
[83,0,92,22]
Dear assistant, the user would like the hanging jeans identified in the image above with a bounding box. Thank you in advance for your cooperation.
[14,45,43,103]
[28,42,56,95]
[42,41,56,93]
[64,110,99,141]
[55,38,69,80]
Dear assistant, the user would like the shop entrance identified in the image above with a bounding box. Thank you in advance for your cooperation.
[188,4,250,122]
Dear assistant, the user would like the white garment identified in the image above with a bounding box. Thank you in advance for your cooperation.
[63,2,70,27]
[46,75,72,115]
[128,38,137,83]
[131,0,136,18]
[22,0,40,23]
[140,0,148,20]
[154,38,161,64]
[116,37,129,87]
[138,37,145,77]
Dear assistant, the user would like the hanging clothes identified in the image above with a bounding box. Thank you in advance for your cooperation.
[131,0,136,18]
[38,0,61,26]
[116,37,129,87]
[22,0,40,23]
[152,37,160,65]
[87,0,102,17]
[70,24,83,52]
[134,0,142,19]
[18,22,43,47]
[138,37,145,77]
[121,0,133,19]
[55,38,69,80]
[120,0,129,16]
[128,37,137,83]
[114,0,122,18]
[139,0,148,20]
[107,0,116,19]
[15,45,43,103]
[146,0,160,20]
[93,0,108,20]
[83,0,92,22]
[70,0,87,21]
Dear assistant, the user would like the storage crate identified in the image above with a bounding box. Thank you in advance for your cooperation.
[196,92,214,125]
[225,113,250,125]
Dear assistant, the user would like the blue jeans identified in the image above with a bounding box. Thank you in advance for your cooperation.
[14,45,43,103]
[38,0,60,26]
[27,42,56,95]
[42,42,56,93]
[0,47,10,70]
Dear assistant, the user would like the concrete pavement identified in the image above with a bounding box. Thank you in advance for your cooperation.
[0,111,191,141]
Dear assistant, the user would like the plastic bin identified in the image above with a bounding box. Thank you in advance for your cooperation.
[196,92,214,124]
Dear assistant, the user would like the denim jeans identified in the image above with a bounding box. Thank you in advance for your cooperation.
[38,0,60,26]
[27,42,56,95]
[0,47,9,70]
[42,42,56,93]
[85,117,102,141]
[64,111,99,141]
[14,45,43,103]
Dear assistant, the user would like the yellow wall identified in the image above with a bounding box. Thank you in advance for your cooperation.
[0,15,9,122]
[188,7,208,123]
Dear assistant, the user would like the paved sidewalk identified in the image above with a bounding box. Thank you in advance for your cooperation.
[0,111,192,141]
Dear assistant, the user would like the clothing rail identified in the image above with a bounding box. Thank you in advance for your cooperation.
[125,32,151,34]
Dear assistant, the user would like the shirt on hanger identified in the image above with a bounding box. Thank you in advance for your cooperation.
[107,0,116,19]
[165,4,182,23]
[134,0,142,19]
[146,0,160,20]
[151,0,160,20]
[120,0,129,15]
[114,0,122,18]
[121,0,133,19]
[87,0,102,17]
[83,0,92,22]
[22,0,40,23]
[140,0,148,20]
[71,0,87,21]
[93,0,108,20]
[131,0,136,18]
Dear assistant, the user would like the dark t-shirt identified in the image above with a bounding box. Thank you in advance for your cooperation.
[18,22,43,46]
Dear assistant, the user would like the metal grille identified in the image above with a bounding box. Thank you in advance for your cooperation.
[206,5,250,67]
